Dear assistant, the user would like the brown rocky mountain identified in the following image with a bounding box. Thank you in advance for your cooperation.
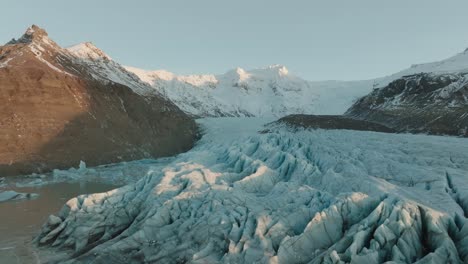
[346,72,468,137]
[0,25,199,176]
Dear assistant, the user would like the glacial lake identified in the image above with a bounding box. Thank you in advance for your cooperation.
[0,180,119,263]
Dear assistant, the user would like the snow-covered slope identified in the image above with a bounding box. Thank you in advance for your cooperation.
[347,61,468,137]
[126,65,374,117]
[373,48,468,88]
[37,118,468,263]
[65,42,156,95]
[3,26,156,96]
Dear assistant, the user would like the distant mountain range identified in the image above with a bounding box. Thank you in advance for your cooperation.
[125,45,468,121]
[17,24,466,125]
[101,34,468,137]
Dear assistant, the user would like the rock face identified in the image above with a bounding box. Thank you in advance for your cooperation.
[0,25,199,176]
[346,72,468,137]
[267,114,395,133]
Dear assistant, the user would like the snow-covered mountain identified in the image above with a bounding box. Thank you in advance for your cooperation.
[5,30,380,118]
[125,65,374,117]
[346,49,468,137]
[55,35,468,119]
[65,42,157,95]
[123,47,468,118]
[365,47,468,91]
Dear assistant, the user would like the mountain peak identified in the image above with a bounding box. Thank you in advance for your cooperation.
[267,64,289,76]
[223,67,251,82]
[66,42,112,61]
[25,24,48,37]
[235,67,247,76]
[7,24,49,45]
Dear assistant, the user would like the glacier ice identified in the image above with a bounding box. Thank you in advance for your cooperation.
[36,118,468,263]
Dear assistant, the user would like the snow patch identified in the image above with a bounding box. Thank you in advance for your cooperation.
[67,42,112,61]
[28,43,75,77]
[65,43,156,95]
[0,58,13,68]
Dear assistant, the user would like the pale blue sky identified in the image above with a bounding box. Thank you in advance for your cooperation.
[2,0,468,81]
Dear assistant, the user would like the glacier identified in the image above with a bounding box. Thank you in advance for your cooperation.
[35,118,468,263]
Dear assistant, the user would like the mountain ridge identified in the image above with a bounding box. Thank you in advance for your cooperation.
[346,71,468,137]
[123,47,468,118]
[48,29,468,119]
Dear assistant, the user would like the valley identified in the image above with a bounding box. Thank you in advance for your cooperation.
[1,24,468,264]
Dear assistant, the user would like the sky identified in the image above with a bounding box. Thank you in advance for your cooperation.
[1,0,468,81]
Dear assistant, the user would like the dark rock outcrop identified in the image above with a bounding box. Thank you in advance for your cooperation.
[0,25,199,176]
[266,114,395,133]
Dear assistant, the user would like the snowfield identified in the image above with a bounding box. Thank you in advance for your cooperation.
[36,118,468,263]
